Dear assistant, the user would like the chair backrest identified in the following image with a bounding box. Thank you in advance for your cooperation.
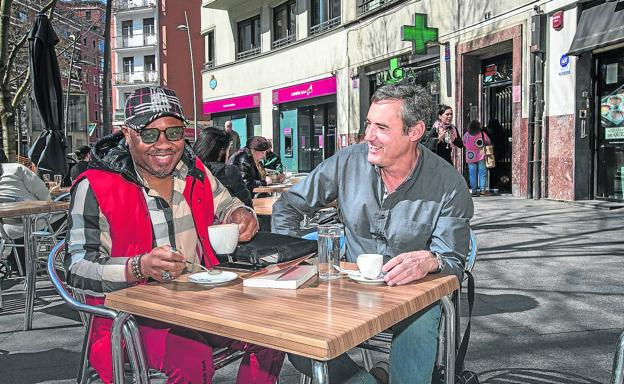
[47,240,118,320]
[466,229,478,274]
[53,192,71,202]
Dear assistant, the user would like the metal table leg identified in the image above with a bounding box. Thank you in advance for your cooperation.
[23,215,36,331]
[311,360,329,384]
[441,296,456,384]
[611,329,624,384]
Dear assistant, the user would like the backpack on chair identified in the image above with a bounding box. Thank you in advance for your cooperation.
[432,270,479,384]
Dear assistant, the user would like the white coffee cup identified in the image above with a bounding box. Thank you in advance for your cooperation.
[357,253,384,279]
[208,223,239,254]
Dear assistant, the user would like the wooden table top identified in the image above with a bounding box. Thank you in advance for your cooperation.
[253,184,293,194]
[252,197,279,216]
[105,273,459,361]
[0,200,70,218]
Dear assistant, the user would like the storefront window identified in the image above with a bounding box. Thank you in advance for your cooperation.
[597,52,624,201]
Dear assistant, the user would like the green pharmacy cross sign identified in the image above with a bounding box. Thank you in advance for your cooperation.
[401,13,438,55]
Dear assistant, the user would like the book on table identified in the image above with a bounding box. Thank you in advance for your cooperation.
[242,254,316,289]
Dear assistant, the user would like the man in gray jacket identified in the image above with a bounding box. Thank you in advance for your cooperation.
[272,81,473,384]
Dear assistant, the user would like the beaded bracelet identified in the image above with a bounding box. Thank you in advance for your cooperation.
[130,254,146,280]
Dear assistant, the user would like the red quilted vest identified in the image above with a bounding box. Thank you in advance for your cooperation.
[74,158,219,383]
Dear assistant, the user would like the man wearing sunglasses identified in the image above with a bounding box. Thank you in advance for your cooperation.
[64,86,285,383]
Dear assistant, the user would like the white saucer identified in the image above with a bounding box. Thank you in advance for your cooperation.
[188,271,238,285]
[347,271,385,285]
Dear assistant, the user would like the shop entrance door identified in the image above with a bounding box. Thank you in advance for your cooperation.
[297,103,337,172]
[231,117,247,150]
[596,53,624,201]
[482,83,513,192]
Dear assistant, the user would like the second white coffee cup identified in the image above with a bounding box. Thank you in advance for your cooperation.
[357,253,383,279]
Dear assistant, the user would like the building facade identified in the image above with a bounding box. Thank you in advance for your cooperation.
[201,0,624,202]
[111,0,205,140]
[24,0,106,153]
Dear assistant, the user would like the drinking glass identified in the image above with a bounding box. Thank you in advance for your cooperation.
[317,223,343,281]
[54,174,62,186]
[42,174,50,183]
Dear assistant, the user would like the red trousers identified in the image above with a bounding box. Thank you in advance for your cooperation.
[89,317,285,384]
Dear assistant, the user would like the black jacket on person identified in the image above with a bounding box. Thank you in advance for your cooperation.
[70,160,89,181]
[206,161,253,207]
[228,148,266,194]
[425,125,463,165]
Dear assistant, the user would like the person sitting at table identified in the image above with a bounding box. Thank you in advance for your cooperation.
[228,135,273,195]
[0,158,59,273]
[272,81,473,384]
[193,126,253,207]
[261,141,286,182]
[64,86,285,384]
[70,145,91,181]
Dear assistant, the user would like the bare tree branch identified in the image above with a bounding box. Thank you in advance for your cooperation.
[2,31,26,87]
[11,65,28,107]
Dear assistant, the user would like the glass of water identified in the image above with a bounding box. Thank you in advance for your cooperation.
[42,174,50,183]
[317,223,343,281]
[54,174,62,186]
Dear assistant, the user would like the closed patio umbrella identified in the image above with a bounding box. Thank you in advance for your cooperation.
[27,14,68,181]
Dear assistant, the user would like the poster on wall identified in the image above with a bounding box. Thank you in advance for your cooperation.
[601,92,624,129]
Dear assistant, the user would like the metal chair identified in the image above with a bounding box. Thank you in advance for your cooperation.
[611,329,624,384]
[47,240,151,383]
[300,229,478,383]
[48,240,246,383]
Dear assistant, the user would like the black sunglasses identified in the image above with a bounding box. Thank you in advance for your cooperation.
[135,126,185,144]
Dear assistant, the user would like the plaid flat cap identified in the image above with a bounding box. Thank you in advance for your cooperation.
[124,86,188,130]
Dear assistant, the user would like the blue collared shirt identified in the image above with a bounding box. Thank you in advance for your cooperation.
[271,143,473,280]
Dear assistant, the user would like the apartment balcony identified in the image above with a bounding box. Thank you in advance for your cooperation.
[113,71,159,86]
[271,35,295,50]
[113,33,158,50]
[202,60,215,71]
[114,109,126,123]
[114,0,156,12]
[203,0,248,9]
[309,16,341,36]
[356,0,401,16]
[236,47,261,61]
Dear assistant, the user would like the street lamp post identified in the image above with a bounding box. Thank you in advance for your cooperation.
[64,34,77,138]
[177,11,198,141]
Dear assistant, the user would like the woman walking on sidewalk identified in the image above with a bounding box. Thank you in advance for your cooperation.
[463,120,492,196]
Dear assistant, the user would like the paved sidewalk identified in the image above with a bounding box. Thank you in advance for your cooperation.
[0,196,622,383]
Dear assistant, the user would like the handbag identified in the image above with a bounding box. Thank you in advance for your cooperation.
[481,132,495,169]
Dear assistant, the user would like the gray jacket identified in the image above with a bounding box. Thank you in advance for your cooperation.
[271,143,473,280]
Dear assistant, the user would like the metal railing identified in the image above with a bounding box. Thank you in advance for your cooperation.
[202,60,215,71]
[356,0,400,16]
[113,70,159,85]
[236,47,261,60]
[115,0,156,11]
[309,16,341,36]
[115,33,157,49]
[271,34,295,50]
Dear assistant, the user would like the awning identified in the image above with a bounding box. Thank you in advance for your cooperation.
[568,1,624,56]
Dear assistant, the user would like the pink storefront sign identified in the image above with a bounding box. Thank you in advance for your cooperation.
[203,93,261,114]
[272,77,336,104]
